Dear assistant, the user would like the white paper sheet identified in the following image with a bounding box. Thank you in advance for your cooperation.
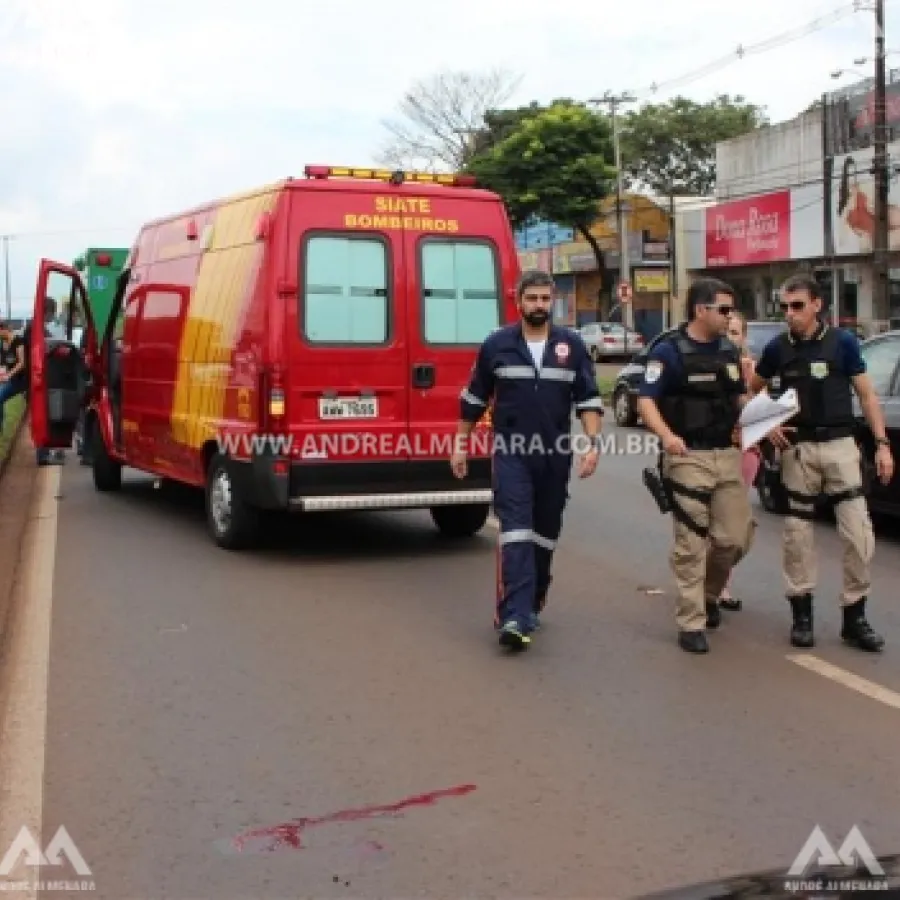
[738,388,799,451]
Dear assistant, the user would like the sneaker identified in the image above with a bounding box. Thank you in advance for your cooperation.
[498,620,531,651]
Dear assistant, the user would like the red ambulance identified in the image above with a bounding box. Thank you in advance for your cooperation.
[28,166,520,548]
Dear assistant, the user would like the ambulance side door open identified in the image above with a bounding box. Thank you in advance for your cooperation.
[29,259,99,450]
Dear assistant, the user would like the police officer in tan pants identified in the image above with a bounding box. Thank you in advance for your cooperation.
[638,278,755,654]
[752,274,894,652]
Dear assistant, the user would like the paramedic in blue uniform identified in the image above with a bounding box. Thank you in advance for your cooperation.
[450,269,604,651]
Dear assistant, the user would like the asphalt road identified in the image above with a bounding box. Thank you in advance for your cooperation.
[3,422,900,899]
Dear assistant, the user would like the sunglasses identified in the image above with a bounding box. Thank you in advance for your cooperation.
[704,304,734,316]
[779,300,807,313]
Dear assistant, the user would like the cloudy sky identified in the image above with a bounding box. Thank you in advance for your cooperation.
[0,0,892,318]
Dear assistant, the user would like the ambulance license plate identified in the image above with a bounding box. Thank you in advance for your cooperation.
[318,397,378,419]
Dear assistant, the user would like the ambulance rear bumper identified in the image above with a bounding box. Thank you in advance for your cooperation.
[235,457,494,513]
[289,489,493,512]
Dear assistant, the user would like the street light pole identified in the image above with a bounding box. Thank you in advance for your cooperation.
[588,91,636,332]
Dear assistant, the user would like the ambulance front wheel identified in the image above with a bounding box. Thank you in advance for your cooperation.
[430,502,490,538]
[90,419,121,492]
[205,453,259,550]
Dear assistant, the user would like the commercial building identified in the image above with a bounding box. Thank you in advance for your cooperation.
[678,108,830,320]
[515,193,674,340]
[679,71,900,331]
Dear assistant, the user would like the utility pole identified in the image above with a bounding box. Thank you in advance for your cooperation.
[588,91,636,335]
[872,0,890,326]
[667,193,677,330]
[2,235,10,321]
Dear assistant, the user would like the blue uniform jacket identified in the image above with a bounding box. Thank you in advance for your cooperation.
[459,323,604,450]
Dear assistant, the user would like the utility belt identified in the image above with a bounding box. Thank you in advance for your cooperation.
[682,436,734,451]
[642,454,714,538]
[772,431,865,518]
[640,422,737,536]
[788,424,854,444]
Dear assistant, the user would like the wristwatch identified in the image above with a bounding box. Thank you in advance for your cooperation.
[875,437,890,448]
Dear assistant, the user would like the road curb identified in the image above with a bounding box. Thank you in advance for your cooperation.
[0,418,41,734]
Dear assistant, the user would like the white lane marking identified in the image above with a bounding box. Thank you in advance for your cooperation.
[486,515,499,531]
[786,653,900,711]
[0,465,61,896]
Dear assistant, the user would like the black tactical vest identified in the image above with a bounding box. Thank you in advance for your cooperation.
[767,326,853,430]
[658,329,744,447]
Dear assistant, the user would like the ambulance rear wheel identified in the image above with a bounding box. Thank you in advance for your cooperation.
[430,503,490,538]
[205,453,259,550]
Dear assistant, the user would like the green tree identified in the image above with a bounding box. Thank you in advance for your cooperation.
[619,94,767,195]
[468,98,575,157]
[467,101,618,287]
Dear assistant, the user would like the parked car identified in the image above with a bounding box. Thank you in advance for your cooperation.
[744,319,788,358]
[611,327,676,426]
[756,329,900,519]
[580,321,644,361]
[610,320,786,428]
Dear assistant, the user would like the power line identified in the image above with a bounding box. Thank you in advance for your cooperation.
[622,2,868,101]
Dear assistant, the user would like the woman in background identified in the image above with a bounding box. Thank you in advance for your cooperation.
[719,310,761,611]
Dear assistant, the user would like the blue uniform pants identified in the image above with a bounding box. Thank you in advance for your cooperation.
[493,451,571,629]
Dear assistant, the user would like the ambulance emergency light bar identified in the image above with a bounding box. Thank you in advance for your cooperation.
[303,165,477,187]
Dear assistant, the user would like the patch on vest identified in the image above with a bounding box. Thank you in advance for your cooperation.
[726,363,740,381]
[810,361,828,379]
[645,360,663,383]
[555,342,570,362]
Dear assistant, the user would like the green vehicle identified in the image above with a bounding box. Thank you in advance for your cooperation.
[69,247,127,463]
[72,247,129,339]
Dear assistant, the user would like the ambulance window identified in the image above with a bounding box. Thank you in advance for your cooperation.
[303,236,388,344]
[420,240,500,344]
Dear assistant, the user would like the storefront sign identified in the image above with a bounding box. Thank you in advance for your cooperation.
[642,240,669,261]
[634,269,670,292]
[553,242,598,273]
[824,71,900,155]
[830,143,900,256]
[517,248,552,271]
[705,191,791,267]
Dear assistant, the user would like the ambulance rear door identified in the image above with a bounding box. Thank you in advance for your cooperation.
[402,190,515,468]
[285,180,410,478]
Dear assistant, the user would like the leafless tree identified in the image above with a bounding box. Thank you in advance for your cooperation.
[376,68,523,172]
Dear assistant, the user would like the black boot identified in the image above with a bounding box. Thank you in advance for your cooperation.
[705,601,721,630]
[841,598,885,652]
[788,593,814,648]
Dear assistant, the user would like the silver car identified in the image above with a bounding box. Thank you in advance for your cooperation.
[579,322,644,361]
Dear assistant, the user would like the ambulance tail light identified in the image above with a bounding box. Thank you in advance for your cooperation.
[302,165,477,187]
[260,366,286,432]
